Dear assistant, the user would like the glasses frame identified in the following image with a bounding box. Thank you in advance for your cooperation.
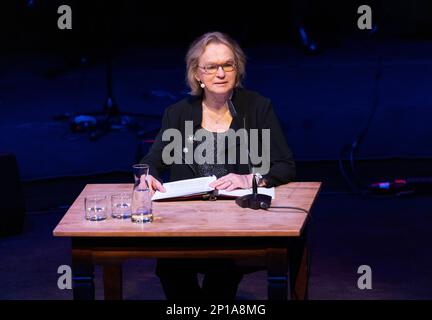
[198,62,236,75]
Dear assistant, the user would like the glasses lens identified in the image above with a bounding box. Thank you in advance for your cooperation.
[222,63,235,72]
[205,65,218,74]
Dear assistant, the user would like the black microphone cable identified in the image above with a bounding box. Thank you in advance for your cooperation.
[267,205,310,216]
[339,56,383,194]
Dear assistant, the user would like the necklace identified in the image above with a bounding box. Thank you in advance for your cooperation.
[202,102,230,124]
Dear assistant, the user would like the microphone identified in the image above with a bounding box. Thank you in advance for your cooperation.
[235,174,272,210]
[227,99,238,118]
[228,98,271,209]
[228,98,251,173]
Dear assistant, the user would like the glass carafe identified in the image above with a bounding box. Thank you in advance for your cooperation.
[131,164,153,223]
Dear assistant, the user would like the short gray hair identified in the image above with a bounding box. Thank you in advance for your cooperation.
[185,32,246,96]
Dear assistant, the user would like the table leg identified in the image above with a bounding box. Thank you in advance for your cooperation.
[72,249,95,300]
[103,263,123,300]
[267,248,289,300]
[290,240,309,300]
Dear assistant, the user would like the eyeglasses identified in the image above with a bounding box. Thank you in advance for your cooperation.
[198,62,236,74]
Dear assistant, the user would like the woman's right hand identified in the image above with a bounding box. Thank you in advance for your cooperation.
[140,174,166,194]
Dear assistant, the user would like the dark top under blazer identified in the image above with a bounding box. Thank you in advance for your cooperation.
[141,88,296,187]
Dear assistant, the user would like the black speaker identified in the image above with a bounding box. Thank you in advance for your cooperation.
[0,153,25,236]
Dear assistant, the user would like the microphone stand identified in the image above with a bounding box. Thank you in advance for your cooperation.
[53,2,161,141]
[235,174,272,210]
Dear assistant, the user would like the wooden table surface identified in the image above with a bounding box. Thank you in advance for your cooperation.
[53,182,321,238]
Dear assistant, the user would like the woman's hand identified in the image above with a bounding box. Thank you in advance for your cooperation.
[209,173,254,191]
[140,174,166,195]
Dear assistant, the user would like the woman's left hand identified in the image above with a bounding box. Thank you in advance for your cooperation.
[209,173,254,191]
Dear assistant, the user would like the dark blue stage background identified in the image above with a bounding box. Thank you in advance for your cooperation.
[1,2,432,179]
[0,1,431,300]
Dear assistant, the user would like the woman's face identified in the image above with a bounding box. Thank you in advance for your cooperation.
[196,43,237,96]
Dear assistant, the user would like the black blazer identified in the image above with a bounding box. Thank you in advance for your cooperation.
[141,88,296,187]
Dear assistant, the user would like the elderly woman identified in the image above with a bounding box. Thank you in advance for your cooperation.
[141,31,295,300]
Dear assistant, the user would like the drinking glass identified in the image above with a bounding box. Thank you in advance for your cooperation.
[111,193,132,219]
[84,195,108,221]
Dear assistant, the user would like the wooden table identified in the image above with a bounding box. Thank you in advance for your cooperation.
[53,182,321,300]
